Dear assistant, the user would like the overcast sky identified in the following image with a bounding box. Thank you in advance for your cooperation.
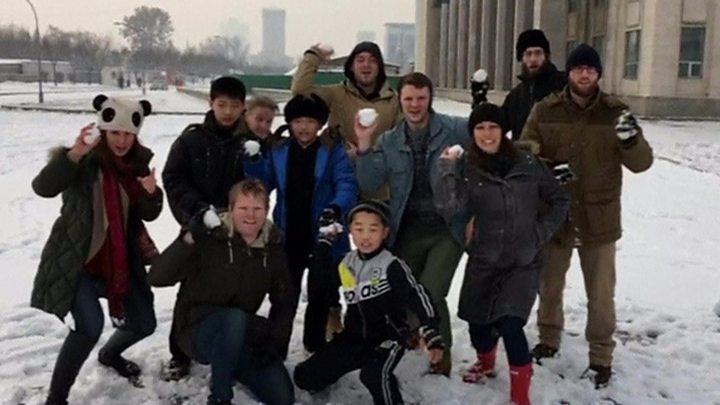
[1,0,415,57]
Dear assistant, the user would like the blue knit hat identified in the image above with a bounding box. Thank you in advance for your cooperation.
[566,44,603,77]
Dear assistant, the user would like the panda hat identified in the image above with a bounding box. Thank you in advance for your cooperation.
[93,94,152,135]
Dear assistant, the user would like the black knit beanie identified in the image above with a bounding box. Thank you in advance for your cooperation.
[566,43,603,77]
[468,103,509,135]
[516,29,551,61]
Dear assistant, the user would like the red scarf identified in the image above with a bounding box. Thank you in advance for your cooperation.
[86,156,145,324]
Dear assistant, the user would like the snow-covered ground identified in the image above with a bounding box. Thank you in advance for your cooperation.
[1,84,719,404]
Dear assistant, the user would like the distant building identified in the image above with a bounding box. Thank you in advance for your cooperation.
[357,30,377,43]
[255,8,292,68]
[0,58,72,83]
[385,23,415,66]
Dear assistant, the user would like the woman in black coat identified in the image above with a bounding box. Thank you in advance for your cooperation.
[434,103,568,405]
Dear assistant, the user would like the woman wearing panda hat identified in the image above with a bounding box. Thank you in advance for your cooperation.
[31,95,161,404]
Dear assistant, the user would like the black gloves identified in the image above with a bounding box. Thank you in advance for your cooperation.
[419,325,445,351]
[470,69,490,108]
[615,110,640,143]
[552,163,575,185]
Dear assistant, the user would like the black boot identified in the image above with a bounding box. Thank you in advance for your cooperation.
[46,331,97,405]
[531,343,558,363]
[588,364,612,389]
[98,329,143,378]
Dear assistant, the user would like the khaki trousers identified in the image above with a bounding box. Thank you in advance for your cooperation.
[537,241,617,367]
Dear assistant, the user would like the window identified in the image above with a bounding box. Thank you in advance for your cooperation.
[624,30,641,79]
[678,26,705,78]
[592,35,605,61]
[568,0,580,13]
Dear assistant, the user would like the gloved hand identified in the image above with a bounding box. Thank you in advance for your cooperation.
[203,205,222,228]
[318,205,342,245]
[615,110,639,141]
[470,69,490,108]
[188,205,225,240]
[243,139,262,158]
[318,205,341,228]
[552,163,575,185]
[419,325,445,351]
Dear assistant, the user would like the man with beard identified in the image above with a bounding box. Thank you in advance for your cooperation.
[502,29,566,141]
[291,42,401,162]
[520,44,653,388]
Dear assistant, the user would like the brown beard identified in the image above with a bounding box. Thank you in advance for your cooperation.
[568,80,599,98]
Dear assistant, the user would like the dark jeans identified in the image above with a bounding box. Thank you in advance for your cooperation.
[47,272,156,402]
[169,283,191,364]
[193,308,295,405]
[286,241,341,352]
[294,335,406,405]
[469,316,531,366]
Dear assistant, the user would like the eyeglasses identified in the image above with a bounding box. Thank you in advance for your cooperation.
[570,66,599,74]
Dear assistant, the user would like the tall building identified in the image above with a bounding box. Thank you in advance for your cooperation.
[384,23,416,65]
[262,8,286,57]
[357,30,377,43]
[255,7,291,68]
[415,0,720,118]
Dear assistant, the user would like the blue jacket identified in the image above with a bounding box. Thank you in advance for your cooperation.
[356,113,470,247]
[249,133,358,259]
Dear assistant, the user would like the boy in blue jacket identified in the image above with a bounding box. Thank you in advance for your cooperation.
[252,93,357,354]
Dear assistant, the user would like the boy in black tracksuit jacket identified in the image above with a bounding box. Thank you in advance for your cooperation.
[294,200,444,405]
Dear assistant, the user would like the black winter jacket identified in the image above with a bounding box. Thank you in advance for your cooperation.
[162,111,255,226]
[148,217,295,359]
[434,150,569,324]
[502,63,567,140]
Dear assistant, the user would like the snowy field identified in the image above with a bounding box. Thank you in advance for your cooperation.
[1,84,719,404]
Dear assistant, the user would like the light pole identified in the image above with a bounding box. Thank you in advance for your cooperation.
[114,21,146,95]
[25,0,43,103]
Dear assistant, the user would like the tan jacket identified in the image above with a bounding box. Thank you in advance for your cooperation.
[291,52,401,146]
[520,88,653,246]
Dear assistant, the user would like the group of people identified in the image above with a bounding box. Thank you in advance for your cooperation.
[31,28,652,405]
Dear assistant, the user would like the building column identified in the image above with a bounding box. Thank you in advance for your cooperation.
[439,1,450,87]
[447,0,459,87]
[415,0,441,82]
[480,0,497,87]
[535,0,567,65]
[512,0,535,81]
[468,0,481,78]
[456,0,469,88]
[494,0,515,90]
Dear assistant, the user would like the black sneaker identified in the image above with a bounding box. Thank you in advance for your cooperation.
[588,364,612,389]
[531,343,559,362]
[163,357,191,381]
[98,352,141,378]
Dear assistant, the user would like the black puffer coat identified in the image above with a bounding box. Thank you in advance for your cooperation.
[162,111,256,226]
[434,149,568,324]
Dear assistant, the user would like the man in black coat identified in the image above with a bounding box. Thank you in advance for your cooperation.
[502,29,567,141]
[161,75,264,380]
